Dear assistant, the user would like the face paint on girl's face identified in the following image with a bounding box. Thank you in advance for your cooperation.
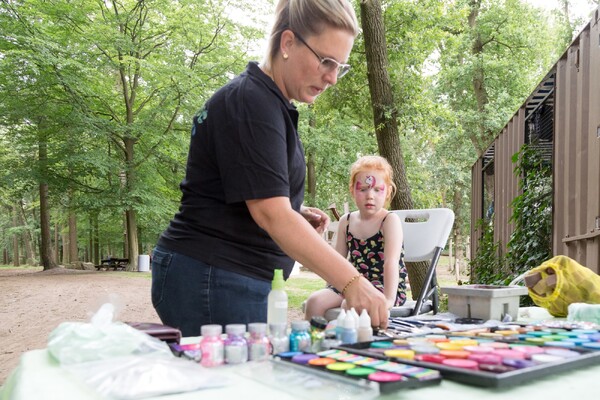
[355,175,385,191]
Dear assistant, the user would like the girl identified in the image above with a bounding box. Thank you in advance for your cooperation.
[304,155,408,320]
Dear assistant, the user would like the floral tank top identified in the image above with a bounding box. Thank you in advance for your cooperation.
[345,212,408,306]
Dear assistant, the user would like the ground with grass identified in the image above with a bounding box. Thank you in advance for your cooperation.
[0,261,465,384]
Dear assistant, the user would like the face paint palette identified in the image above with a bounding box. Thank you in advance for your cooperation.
[272,349,442,394]
[336,324,600,388]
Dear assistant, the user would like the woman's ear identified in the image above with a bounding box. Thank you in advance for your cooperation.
[279,30,295,59]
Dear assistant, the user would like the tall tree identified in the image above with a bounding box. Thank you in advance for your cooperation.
[1,0,267,268]
[359,0,413,211]
[438,0,560,157]
[38,124,58,270]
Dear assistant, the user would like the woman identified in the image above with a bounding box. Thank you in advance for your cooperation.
[151,0,388,336]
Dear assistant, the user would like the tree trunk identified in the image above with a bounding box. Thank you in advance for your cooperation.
[30,206,40,262]
[61,223,68,264]
[38,133,58,270]
[124,138,139,271]
[17,200,35,265]
[360,0,413,212]
[360,0,427,299]
[68,210,78,263]
[306,152,317,206]
[93,213,100,265]
[306,109,317,207]
[11,205,20,267]
[468,0,489,156]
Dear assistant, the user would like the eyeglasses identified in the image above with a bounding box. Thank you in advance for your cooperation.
[293,32,351,79]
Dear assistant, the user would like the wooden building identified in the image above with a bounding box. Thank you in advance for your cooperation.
[470,7,600,274]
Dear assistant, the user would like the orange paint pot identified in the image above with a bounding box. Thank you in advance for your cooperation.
[308,357,336,367]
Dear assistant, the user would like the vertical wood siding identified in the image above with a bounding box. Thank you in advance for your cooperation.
[471,7,600,275]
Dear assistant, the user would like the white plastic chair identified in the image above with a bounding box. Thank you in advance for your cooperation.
[323,221,339,247]
[321,208,455,321]
[388,208,455,318]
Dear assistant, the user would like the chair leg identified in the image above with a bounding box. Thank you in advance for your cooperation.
[432,275,439,314]
[411,247,443,316]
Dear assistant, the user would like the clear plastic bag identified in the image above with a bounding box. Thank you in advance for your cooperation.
[47,302,229,399]
[48,303,172,364]
[62,355,229,399]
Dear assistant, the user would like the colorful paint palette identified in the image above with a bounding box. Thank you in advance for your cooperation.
[274,349,441,393]
[337,324,600,388]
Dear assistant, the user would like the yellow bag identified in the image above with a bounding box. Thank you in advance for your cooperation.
[524,255,600,317]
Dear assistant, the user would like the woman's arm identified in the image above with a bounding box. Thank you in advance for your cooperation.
[381,213,403,309]
[247,197,388,328]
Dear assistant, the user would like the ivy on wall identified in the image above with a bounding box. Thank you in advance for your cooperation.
[470,143,552,288]
[505,144,553,281]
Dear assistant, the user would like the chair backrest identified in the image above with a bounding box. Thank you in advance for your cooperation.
[324,221,339,246]
[391,208,455,262]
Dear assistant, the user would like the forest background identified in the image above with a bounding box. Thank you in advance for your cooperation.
[1,0,598,277]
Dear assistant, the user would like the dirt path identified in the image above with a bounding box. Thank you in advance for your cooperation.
[0,267,311,385]
[0,267,162,384]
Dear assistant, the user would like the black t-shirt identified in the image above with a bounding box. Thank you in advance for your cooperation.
[158,62,305,281]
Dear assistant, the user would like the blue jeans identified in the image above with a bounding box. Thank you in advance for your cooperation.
[151,246,270,337]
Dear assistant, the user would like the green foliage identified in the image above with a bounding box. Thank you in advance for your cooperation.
[0,0,589,268]
[0,0,267,262]
[469,218,505,284]
[470,143,552,302]
[437,0,564,154]
[504,144,552,283]
[298,105,377,212]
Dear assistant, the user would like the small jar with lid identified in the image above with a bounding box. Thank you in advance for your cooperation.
[321,332,342,351]
[224,324,248,364]
[309,316,328,352]
[289,320,311,352]
[248,322,271,361]
[199,324,224,367]
[269,322,289,355]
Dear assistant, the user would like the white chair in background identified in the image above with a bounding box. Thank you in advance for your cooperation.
[322,208,455,321]
[323,221,339,247]
[388,208,455,318]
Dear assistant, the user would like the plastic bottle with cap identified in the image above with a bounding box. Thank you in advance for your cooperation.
[267,269,288,326]
[340,311,358,344]
[350,307,360,328]
[335,308,346,340]
[357,309,373,342]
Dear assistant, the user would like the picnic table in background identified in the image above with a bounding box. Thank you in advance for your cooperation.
[95,257,129,271]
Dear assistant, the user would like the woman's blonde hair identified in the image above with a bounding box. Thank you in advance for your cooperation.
[349,155,397,205]
[262,0,359,70]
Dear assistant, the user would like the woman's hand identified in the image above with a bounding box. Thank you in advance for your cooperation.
[343,276,389,329]
[300,206,330,234]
